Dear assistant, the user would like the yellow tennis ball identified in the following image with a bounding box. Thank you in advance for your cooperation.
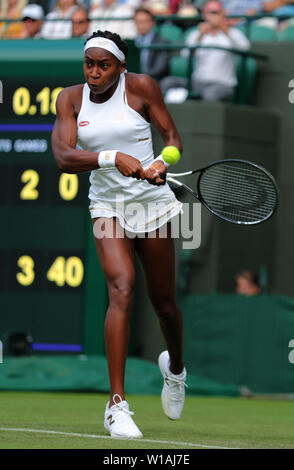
[162,146,181,165]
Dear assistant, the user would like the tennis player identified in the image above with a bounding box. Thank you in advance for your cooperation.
[51,30,187,439]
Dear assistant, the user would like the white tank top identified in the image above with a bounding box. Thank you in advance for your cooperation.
[77,73,153,163]
[77,73,181,230]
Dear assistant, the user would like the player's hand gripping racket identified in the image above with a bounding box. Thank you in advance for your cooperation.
[166,159,278,225]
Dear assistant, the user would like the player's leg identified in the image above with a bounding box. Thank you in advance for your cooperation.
[92,217,135,405]
[92,217,142,438]
[135,223,186,420]
[135,223,184,374]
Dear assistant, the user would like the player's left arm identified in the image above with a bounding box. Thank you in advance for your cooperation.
[143,75,183,152]
[136,75,183,182]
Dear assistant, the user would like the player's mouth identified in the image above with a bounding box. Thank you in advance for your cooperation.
[88,83,103,91]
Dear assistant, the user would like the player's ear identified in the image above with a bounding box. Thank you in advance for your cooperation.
[120,61,126,74]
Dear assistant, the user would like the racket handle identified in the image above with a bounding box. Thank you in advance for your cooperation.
[166,176,183,187]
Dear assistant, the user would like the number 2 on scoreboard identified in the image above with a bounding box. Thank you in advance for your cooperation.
[20,169,39,200]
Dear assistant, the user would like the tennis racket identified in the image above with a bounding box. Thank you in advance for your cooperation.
[166,159,278,225]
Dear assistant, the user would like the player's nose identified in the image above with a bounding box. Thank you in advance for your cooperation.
[89,66,100,78]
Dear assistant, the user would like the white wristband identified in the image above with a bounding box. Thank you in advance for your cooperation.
[98,150,117,168]
[154,154,170,167]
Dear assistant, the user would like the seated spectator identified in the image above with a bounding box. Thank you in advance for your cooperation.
[161,0,250,102]
[220,0,294,28]
[0,0,28,38]
[261,0,294,29]
[118,0,142,9]
[169,0,186,14]
[89,0,137,39]
[134,8,170,82]
[27,0,51,15]
[47,0,91,14]
[177,3,199,17]
[40,0,78,38]
[143,0,171,15]
[18,3,44,37]
[235,270,261,296]
[263,0,294,15]
[220,0,264,17]
[71,7,89,37]
[144,0,185,15]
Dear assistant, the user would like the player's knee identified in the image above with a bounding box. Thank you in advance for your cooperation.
[108,277,135,307]
[153,298,178,320]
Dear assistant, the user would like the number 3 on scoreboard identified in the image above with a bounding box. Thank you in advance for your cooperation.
[16,255,35,286]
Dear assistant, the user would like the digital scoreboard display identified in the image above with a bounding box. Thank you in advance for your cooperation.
[0,75,106,355]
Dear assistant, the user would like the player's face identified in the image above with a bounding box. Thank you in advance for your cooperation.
[83,48,126,96]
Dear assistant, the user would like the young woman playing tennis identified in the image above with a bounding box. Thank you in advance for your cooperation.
[51,30,187,439]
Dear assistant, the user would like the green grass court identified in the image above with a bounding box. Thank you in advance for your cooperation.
[0,391,293,449]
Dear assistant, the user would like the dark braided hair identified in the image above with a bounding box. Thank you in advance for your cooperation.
[84,30,128,60]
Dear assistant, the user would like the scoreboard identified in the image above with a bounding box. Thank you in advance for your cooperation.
[0,42,109,355]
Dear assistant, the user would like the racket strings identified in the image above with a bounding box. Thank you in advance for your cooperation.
[199,162,277,223]
[201,181,276,213]
[202,179,276,203]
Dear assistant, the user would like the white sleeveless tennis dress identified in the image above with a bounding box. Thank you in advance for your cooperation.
[77,72,182,233]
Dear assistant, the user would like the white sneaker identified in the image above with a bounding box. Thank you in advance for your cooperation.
[104,394,143,439]
[158,350,187,420]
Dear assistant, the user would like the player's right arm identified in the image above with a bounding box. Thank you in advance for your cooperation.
[52,87,100,174]
[52,87,144,178]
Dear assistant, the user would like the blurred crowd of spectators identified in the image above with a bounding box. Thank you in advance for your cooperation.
[1,0,294,40]
[1,0,293,104]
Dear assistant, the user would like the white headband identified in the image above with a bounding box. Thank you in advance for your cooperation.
[84,37,125,62]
